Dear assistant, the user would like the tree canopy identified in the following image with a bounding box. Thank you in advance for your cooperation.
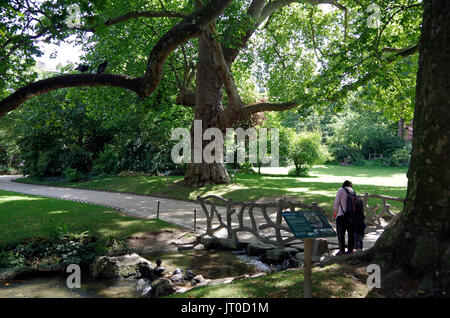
[1,0,421,118]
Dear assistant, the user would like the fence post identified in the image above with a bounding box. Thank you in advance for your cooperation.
[194,208,197,232]
[157,201,160,220]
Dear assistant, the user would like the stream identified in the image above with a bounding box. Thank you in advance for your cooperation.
[0,249,268,298]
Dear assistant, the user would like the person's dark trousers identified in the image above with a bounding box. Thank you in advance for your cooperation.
[336,215,355,253]
[354,233,364,249]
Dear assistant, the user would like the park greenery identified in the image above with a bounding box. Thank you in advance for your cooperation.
[0,0,420,186]
[0,84,411,179]
[0,0,449,299]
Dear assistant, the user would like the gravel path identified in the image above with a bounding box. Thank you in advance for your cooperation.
[0,175,382,249]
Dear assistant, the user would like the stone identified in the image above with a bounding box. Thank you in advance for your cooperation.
[246,242,275,256]
[148,278,174,298]
[200,236,245,250]
[90,253,151,279]
[173,268,182,275]
[199,236,221,248]
[288,244,304,252]
[193,244,205,251]
[169,273,185,284]
[185,269,195,280]
[218,238,244,250]
[138,263,153,280]
[295,252,304,261]
[192,275,206,285]
[287,257,302,268]
[263,247,298,264]
[295,252,321,263]
[153,266,165,277]
[312,239,329,257]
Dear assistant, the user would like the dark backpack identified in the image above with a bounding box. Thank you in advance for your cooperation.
[340,187,365,223]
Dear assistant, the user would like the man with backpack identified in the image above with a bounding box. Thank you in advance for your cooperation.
[333,180,365,255]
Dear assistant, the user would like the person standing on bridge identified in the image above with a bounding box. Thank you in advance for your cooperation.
[333,180,355,255]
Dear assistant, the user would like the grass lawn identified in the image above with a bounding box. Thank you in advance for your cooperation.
[16,165,408,217]
[167,263,372,298]
[0,190,180,248]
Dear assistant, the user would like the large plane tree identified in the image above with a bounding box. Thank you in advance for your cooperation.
[0,0,421,187]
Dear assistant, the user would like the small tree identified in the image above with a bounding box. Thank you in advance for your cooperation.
[288,131,329,176]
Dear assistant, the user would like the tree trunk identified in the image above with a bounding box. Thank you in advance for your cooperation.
[397,116,405,140]
[183,33,231,187]
[364,0,450,297]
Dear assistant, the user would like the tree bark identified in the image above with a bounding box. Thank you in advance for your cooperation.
[397,116,405,140]
[363,0,450,297]
[183,33,230,187]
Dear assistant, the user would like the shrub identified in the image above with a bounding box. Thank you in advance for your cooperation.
[288,131,329,176]
[63,167,85,182]
[388,148,410,166]
[288,166,309,177]
[353,159,370,166]
[61,147,91,174]
[368,158,388,167]
[117,170,149,177]
[237,161,256,174]
[92,145,120,175]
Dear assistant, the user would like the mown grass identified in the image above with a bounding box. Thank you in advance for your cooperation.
[0,190,180,248]
[167,264,371,298]
[16,165,408,218]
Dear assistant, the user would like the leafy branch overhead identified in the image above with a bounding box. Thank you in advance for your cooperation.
[0,0,422,123]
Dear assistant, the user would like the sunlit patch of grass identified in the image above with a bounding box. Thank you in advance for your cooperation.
[168,263,371,298]
[15,165,407,218]
[0,190,180,247]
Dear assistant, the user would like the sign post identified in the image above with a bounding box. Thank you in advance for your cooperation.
[303,238,313,298]
[281,209,337,298]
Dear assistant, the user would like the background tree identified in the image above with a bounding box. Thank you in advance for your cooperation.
[328,0,449,297]
[288,130,329,176]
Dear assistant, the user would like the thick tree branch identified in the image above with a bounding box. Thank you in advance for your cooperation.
[143,0,233,96]
[203,29,243,111]
[0,0,233,118]
[383,44,419,62]
[0,74,144,118]
[176,89,196,107]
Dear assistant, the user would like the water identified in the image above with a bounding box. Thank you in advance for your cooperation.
[0,271,140,298]
[0,249,262,298]
[235,255,272,272]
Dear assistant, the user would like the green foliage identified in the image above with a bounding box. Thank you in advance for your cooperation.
[388,148,411,167]
[0,230,99,269]
[63,167,85,182]
[288,131,329,176]
[92,145,120,175]
[237,161,256,174]
[327,104,404,163]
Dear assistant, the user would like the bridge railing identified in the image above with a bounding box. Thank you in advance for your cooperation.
[196,193,405,247]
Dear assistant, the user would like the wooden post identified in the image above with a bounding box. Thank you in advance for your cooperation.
[194,208,197,232]
[157,201,160,220]
[303,238,313,298]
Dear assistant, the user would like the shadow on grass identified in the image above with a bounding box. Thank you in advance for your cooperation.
[168,264,369,298]
[0,190,179,248]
